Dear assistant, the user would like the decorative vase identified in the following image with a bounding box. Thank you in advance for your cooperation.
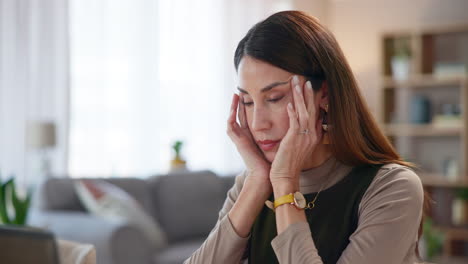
[391,56,411,81]
[170,157,187,172]
[452,198,468,226]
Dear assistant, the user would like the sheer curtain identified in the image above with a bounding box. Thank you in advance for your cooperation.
[0,0,69,186]
[68,0,161,177]
[69,0,293,177]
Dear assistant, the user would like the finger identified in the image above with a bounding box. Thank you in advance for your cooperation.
[238,94,248,129]
[304,80,314,110]
[291,76,309,129]
[227,94,242,137]
[228,93,239,124]
[304,80,317,125]
[287,102,299,133]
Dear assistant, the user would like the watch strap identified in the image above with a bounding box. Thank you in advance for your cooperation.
[274,193,295,209]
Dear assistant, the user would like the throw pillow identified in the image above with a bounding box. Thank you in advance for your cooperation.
[74,179,167,249]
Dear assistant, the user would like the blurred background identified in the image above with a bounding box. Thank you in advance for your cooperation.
[1,0,468,263]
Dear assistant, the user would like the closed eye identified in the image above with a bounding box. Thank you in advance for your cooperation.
[241,96,285,106]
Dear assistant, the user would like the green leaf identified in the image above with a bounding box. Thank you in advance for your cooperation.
[10,178,31,225]
[172,140,183,156]
[0,177,32,225]
[455,188,468,200]
[0,178,7,223]
[0,178,14,224]
[423,217,444,260]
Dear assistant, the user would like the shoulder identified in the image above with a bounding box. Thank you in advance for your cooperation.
[359,163,424,214]
[375,163,423,192]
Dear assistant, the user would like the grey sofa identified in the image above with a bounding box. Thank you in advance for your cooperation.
[28,170,237,264]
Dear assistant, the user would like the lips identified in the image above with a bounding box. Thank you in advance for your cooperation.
[257,139,281,151]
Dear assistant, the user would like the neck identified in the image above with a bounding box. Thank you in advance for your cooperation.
[301,143,333,171]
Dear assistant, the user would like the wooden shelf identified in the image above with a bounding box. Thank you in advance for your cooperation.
[381,24,468,37]
[432,256,468,264]
[436,225,468,260]
[383,74,467,88]
[382,25,468,259]
[420,173,468,188]
[384,124,463,137]
[435,225,468,235]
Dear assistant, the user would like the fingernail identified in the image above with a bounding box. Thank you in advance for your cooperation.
[288,102,292,109]
[306,81,312,90]
[293,75,299,85]
[295,85,301,93]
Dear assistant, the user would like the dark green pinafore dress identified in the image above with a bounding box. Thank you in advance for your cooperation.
[247,164,384,264]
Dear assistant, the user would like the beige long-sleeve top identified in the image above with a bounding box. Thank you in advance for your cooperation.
[184,156,425,264]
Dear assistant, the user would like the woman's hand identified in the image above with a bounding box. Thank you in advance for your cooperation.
[227,93,271,189]
[269,76,323,189]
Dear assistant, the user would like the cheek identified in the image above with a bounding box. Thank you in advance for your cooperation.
[275,97,293,131]
[244,96,292,131]
[246,106,290,128]
[245,110,253,128]
[276,109,290,133]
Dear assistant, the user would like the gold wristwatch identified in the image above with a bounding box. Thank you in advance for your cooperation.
[265,191,307,212]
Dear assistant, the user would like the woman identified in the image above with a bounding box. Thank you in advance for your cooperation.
[185,10,426,264]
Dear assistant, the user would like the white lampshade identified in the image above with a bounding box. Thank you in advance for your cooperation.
[27,121,56,149]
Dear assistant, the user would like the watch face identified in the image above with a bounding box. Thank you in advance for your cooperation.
[293,192,306,209]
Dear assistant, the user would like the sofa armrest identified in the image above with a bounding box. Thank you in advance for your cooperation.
[28,209,154,264]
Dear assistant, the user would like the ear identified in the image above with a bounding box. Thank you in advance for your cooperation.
[319,80,329,109]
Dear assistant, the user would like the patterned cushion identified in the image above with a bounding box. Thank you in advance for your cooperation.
[75,179,167,249]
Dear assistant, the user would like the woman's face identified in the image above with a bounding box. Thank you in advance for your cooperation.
[237,56,308,163]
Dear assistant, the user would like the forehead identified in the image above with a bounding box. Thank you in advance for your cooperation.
[237,56,291,92]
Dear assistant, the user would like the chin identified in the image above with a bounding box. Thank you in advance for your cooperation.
[264,152,276,163]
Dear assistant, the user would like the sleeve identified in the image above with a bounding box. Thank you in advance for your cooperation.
[184,170,251,264]
[270,165,424,264]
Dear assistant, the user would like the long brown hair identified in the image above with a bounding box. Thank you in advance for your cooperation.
[234,10,429,258]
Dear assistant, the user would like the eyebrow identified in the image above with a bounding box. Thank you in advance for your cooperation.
[237,80,290,95]
[237,75,294,94]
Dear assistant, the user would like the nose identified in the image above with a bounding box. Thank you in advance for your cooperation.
[251,106,272,132]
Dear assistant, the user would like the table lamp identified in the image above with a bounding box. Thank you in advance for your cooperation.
[26,121,56,178]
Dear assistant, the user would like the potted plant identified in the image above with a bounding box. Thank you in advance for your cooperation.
[421,217,444,261]
[391,37,412,81]
[170,140,187,171]
[0,177,32,225]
